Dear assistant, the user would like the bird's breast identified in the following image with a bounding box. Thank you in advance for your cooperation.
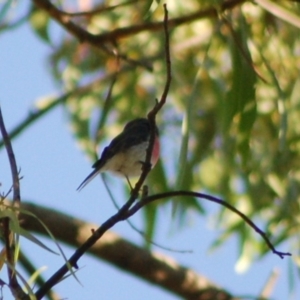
[101,138,160,178]
[101,141,149,177]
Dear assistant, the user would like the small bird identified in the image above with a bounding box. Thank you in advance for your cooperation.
[77,118,160,191]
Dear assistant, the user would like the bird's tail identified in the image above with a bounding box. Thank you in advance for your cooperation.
[77,169,100,191]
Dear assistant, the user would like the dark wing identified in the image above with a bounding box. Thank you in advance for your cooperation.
[92,119,151,169]
[91,132,129,169]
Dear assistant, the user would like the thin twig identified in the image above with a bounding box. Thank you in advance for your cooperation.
[0,107,27,299]
[128,191,292,259]
[130,3,171,201]
[34,6,172,298]
[34,189,291,298]
[0,108,20,206]
[142,3,172,201]
[140,3,171,211]
[148,4,171,119]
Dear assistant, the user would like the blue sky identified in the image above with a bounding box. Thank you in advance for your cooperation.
[0,5,297,300]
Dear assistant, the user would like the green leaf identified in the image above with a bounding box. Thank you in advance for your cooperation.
[14,226,58,255]
[19,207,81,285]
[0,209,19,228]
[0,207,57,255]
[223,16,256,164]
[29,7,51,44]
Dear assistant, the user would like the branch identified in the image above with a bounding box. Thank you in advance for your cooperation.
[148,3,171,118]
[0,107,27,299]
[32,0,246,48]
[30,187,291,298]
[128,191,292,259]
[144,3,171,200]
[31,0,153,70]
[33,7,171,297]
[134,3,171,197]
[20,202,234,300]
[0,108,20,206]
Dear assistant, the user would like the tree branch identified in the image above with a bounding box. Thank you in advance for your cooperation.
[24,187,290,298]
[32,0,246,46]
[0,107,27,299]
[128,191,291,259]
[32,7,172,296]
[20,202,233,300]
[0,108,20,206]
[31,0,154,70]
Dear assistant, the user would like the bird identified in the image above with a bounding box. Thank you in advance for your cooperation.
[77,118,160,191]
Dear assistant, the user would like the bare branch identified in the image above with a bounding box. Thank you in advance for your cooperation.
[20,202,234,300]
[133,4,172,198]
[31,0,153,70]
[128,191,292,259]
[0,107,27,299]
[0,108,20,206]
[148,3,172,118]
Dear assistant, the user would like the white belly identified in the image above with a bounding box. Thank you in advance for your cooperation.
[102,141,149,177]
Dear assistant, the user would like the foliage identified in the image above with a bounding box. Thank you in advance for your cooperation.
[1,0,300,297]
